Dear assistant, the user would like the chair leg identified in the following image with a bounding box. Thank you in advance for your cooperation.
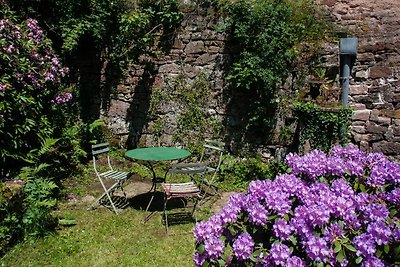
[95,180,119,215]
[191,197,199,217]
[164,195,169,232]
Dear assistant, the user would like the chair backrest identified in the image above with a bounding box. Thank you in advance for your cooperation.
[91,142,113,172]
[168,162,208,175]
[199,139,225,176]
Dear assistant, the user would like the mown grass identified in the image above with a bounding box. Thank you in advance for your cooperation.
[0,155,214,267]
[1,202,197,267]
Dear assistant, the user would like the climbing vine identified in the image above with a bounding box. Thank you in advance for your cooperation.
[294,102,353,153]
[213,0,331,135]
[148,72,222,153]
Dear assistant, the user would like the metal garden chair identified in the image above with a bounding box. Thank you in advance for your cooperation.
[161,162,208,231]
[91,142,130,214]
[186,139,225,198]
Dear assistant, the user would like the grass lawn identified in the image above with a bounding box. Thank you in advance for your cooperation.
[0,154,227,267]
[1,202,197,267]
[0,159,215,267]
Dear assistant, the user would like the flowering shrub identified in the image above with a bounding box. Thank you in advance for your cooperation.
[193,146,400,266]
[0,12,69,174]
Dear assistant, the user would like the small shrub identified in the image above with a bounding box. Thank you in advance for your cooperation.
[0,180,24,254]
[194,146,400,266]
[219,156,280,191]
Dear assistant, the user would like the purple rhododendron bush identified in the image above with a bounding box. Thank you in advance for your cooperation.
[193,146,400,266]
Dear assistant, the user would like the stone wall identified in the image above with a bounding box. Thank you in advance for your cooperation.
[102,1,400,159]
[101,8,230,149]
[319,0,400,159]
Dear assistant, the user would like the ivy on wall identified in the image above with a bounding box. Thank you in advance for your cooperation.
[294,102,353,153]
[213,0,331,136]
[148,72,222,153]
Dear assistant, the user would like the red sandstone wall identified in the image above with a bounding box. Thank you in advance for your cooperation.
[319,0,400,159]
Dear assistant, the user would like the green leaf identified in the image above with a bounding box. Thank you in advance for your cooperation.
[336,250,345,263]
[342,243,356,253]
[217,259,225,266]
[198,244,205,254]
[288,235,297,246]
[355,256,363,264]
[334,240,342,253]
[384,244,390,254]
[359,183,366,192]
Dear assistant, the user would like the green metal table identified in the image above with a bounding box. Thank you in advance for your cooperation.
[125,147,191,221]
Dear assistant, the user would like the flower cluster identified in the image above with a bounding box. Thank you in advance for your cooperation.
[0,18,68,94]
[194,145,400,266]
[52,92,73,105]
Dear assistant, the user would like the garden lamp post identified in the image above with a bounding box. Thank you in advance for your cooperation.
[339,37,358,106]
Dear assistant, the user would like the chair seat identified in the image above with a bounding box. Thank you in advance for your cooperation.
[99,170,129,180]
[161,182,201,199]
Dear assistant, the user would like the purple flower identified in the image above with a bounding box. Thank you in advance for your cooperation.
[53,92,73,104]
[305,236,331,263]
[204,236,224,260]
[193,251,206,267]
[362,203,389,223]
[247,201,268,226]
[0,84,8,92]
[232,232,254,261]
[353,233,376,257]
[393,226,400,241]
[193,215,223,243]
[269,243,291,266]
[286,256,306,267]
[324,223,344,242]
[385,188,400,204]
[273,219,293,240]
[361,256,385,267]
[366,221,391,245]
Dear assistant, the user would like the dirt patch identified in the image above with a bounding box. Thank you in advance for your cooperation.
[67,173,234,216]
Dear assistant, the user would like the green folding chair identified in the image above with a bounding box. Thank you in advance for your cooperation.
[186,139,225,198]
[161,162,208,231]
[91,143,130,214]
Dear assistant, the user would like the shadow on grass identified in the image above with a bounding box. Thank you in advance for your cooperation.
[128,192,198,227]
[128,192,192,212]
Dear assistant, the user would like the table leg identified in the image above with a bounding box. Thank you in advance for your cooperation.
[143,161,165,222]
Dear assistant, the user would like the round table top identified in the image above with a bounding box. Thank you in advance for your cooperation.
[125,147,191,161]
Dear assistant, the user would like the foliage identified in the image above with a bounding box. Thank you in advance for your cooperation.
[0,10,69,177]
[193,145,400,266]
[218,155,284,192]
[294,102,353,153]
[0,180,24,255]
[21,173,58,239]
[215,0,330,134]
[149,72,221,153]
[6,0,183,121]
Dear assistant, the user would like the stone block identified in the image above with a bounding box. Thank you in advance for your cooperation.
[158,63,180,74]
[372,141,400,155]
[369,66,392,78]
[379,109,400,119]
[350,84,368,95]
[359,141,370,153]
[196,53,217,65]
[353,133,382,142]
[351,125,366,134]
[355,70,369,79]
[352,109,371,121]
[357,52,375,62]
[365,121,388,134]
[350,103,366,110]
[185,41,205,54]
